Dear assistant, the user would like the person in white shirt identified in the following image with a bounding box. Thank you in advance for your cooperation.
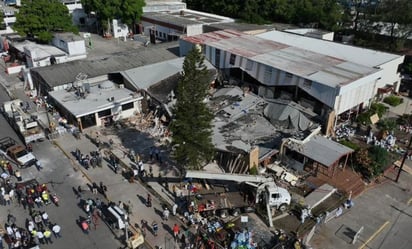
[37,231,45,244]
[42,211,49,225]
[52,223,62,238]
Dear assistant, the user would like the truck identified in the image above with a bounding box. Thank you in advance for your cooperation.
[184,170,292,227]
[0,137,37,168]
[2,99,46,145]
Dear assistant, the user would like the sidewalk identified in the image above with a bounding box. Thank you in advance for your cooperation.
[54,131,187,249]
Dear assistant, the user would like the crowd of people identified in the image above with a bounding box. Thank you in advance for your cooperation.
[2,211,63,249]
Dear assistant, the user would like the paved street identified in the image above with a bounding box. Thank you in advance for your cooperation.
[310,168,412,249]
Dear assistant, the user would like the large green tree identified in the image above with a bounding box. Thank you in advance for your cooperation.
[14,0,77,43]
[185,0,343,30]
[82,0,145,35]
[121,0,146,34]
[373,0,412,49]
[170,47,214,170]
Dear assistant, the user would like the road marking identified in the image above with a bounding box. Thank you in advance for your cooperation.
[408,197,412,206]
[358,221,390,249]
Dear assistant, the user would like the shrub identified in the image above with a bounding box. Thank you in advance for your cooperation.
[377,118,397,132]
[249,164,258,175]
[370,103,389,118]
[354,146,389,179]
[383,95,403,106]
[339,139,360,151]
[357,103,389,125]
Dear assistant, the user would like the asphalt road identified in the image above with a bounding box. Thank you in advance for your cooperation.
[0,80,124,248]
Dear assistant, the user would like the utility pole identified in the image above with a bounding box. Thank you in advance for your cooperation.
[396,136,412,182]
[124,214,129,246]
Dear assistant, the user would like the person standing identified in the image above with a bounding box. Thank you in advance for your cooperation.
[35,160,42,171]
[52,223,62,238]
[152,221,158,236]
[36,230,45,244]
[43,229,53,244]
[172,203,178,216]
[81,220,89,234]
[163,208,170,221]
[6,163,13,176]
[42,211,49,226]
[173,224,180,240]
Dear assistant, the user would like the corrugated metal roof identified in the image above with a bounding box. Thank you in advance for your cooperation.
[288,135,353,167]
[121,57,215,90]
[31,42,180,88]
[257,30,402,67]
[182,30,379,87]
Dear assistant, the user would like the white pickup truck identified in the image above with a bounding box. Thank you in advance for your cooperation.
[0,137,37,168]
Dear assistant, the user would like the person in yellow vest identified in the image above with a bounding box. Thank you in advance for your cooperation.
[42,191,50,205]
[43,229,53,244]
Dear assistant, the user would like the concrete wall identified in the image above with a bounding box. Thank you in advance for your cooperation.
[143,3,186,13]
[335,70,382,114]
[196,43,389,116]
[375,56,405,92]
[94,100,140,127]
[186,24,203,36]
[66,40,86,56]
[52,36,86,56]
[112,19,129,39]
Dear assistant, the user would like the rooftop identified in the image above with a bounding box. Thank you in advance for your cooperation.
[182,30,379,87]
[19,42,66,60]
[142,9,233,27]
[204,22,296,34]
[31,42,180,88]
[286,135,354,167]
[49,81,142,118]
[122,57,215,90]
[53,32,84,42]
[257,30,402,67]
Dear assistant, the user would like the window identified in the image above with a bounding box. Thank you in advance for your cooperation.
[303,79,312,89]
[271,193,280,199]
[215,49,221,67]
[246,60,253,70]
[263,66,272,83]
[98,109,111,118]
[229,54,236,65]
[122,102,134,111]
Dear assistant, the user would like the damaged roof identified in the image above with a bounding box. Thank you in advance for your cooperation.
[181,30,380,87]
[286,135,354,167]
[210,87,279,154]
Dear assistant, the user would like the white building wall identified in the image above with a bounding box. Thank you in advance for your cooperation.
[335,70,383,114]
[375,56,404,92]
[66,40,86,56]
[143,3,186,13]
[186,24,203,36]
[112,19,129,39]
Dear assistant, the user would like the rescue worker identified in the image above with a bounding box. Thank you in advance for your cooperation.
[41,191,50,205]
